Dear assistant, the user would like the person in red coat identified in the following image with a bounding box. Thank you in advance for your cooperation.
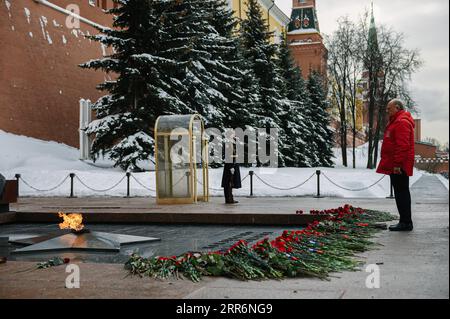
[377,99,415,231]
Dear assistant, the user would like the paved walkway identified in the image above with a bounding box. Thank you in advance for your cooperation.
[183,175,449,299]
[0,175,448,299]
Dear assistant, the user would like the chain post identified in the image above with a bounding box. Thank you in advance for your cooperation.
[69,173,76,198]
[315,170,322,198]
[126,172,131,198]
[249,171,254,198]
[15,174,21,198]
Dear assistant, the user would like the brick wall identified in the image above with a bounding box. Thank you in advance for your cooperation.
[0,0,113,147]
[288,40,328,79]
[415,142,437,159]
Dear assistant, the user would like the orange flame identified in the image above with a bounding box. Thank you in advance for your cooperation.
[58,212,84,231]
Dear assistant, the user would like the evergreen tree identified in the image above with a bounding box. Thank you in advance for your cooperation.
[205,0,259,132]
[157,0,242,130]
[80,0,187,171]
[202,0,251,130]
[240,0,286,166]
[276,35,312,167]
[307,72,335,167]
[200,0,262,166]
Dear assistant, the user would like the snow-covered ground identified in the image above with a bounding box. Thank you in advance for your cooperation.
[436,174,449,190]
[0,130,424,198]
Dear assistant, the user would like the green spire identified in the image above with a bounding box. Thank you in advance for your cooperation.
[370,1,376,29]
[366,1,382,69]
[368,1,379,50]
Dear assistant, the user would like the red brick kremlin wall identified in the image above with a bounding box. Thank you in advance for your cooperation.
[288,34,328,79]
[0,0,114,148]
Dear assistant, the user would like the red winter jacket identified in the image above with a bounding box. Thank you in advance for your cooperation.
[377,110,415,176]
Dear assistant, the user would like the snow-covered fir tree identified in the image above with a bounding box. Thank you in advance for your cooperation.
[204,0,259,132]
[81,0,334,170]
[307,71,335,167]
[202,0,263,166]
[157,0,239,130]
[239,0,286,166]
[80,0,187,171]
[276,34,312,167]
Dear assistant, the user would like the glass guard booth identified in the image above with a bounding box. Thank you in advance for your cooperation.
[154,114,209,204]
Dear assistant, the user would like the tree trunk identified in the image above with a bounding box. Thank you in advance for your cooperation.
[373,99,387,166]
[353,126,356,169]
[367,94,375,168]
[366,68,378,169]
[341,83,348,167]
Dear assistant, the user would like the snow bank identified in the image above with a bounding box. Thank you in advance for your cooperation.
[0,130,423,198]
[436,174,449,190]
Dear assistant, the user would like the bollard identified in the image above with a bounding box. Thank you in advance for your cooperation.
[15,174,21,198]
[185,171,190,194]
[315,170,322,198]
[126,172,131,198]
[249,171,255,198]
[386,178,395,199]
[69,173,76,198]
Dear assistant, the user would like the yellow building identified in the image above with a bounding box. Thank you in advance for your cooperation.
[228,0,291,43]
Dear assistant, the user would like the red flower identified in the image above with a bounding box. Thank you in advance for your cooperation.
[271,239,287,253]
[356,223,369,227]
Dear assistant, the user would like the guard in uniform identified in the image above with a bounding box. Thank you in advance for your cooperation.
[221,136,241,204]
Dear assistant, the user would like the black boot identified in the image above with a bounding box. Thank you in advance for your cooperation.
[389,222,414,232]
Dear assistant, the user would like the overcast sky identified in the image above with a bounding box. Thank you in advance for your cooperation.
[275,0,449,145]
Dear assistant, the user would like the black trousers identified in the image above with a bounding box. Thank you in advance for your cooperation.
[390,173,412,224]
[224,181,234,203]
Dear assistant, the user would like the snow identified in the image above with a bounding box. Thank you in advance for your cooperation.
[4,0,11,18]
[24,7,31,24]
[46,30,52,44]
[287,28,319,35]
[437,174,449,190]
[0,131,426,198]
[101,43,107,56]
[39,16,47,39]
[290,41,322,46]
[62,34,67,44]
[28,31,33,38]
[333,143,379,169]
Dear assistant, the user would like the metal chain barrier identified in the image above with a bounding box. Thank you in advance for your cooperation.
[197,173,249,192]
[173,174,188,188]
[15,170,389,197]
[130,174,156,192]
[253,172,316,191]
[75,175,126,193]
[321,172,386,192]
[19,175,70,192]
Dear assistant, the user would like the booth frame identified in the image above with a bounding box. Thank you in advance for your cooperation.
[154,114,209,205]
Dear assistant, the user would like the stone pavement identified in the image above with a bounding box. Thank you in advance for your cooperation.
[0,175,448,299]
